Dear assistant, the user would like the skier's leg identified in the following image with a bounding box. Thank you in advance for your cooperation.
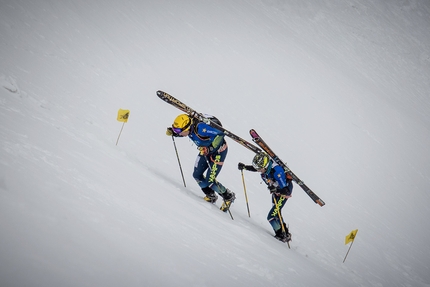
[206,147,233,200]
[193,154,209,190]
[267,195,288,232]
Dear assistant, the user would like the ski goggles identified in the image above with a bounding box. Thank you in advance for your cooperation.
[172,121,191,134]
[172,126,184,134]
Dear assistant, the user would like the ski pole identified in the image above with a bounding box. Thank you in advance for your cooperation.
[223,193,234,220]
[241,170,251,217]
[171,136,186,187]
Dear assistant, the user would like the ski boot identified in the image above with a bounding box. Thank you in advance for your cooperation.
[202,187,218,203]
[220,189,236,212]
[284,224,292,242]
[203,191,218,203]
[274,225,292,243]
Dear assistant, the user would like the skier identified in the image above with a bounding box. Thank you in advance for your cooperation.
[238,152,292,242]
[166,114,235,211]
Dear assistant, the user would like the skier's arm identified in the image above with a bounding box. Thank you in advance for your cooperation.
[238,162,257,172]
[273,166,292,197]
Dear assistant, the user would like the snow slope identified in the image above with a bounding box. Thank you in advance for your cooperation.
[1,0,430,286]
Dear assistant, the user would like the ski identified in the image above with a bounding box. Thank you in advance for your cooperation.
[157,91,325,206]
[157,90,261,154]
[249,129,325,207]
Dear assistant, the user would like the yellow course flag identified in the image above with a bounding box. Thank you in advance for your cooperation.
[117,109,130,123]
[345,229,358,245]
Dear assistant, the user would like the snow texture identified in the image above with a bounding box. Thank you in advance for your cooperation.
[1,0,430,286]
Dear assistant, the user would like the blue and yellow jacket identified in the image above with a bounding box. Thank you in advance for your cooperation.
[188,121,226,154]
[261,163,288,188]
[243,161,292,196]
[261,162,292,196]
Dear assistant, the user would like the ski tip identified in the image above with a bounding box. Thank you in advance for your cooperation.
[317,199,326,207]
[157,90,172,101]
[249,129,260,139]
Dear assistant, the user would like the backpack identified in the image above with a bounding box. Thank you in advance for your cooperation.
[202,114,223,127]
[191,114,223,141]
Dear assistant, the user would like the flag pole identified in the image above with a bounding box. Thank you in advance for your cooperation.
[343,239,355,263]
[116,122,126,146]
[116,109,129,146]
[343,229,358,263]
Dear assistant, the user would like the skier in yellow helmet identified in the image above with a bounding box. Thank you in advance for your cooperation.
[166,114,235,211]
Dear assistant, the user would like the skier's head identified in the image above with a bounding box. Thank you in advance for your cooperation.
[252,152,270,170]
[172,114,192,135]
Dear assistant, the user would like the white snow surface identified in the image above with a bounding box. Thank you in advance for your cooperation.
[1,0,430,286]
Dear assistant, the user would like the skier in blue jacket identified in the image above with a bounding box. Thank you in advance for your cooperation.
[238,152,292,242]
[166,114,235,211]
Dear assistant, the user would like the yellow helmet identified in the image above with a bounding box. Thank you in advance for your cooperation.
[172,114,192,134]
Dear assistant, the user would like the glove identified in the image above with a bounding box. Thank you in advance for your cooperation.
[238,162,245,170]
[166,127,179,137]
[278,187,289,196]
[198,146,210,156]
[268,186,277,194]
[274,187,292,198]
